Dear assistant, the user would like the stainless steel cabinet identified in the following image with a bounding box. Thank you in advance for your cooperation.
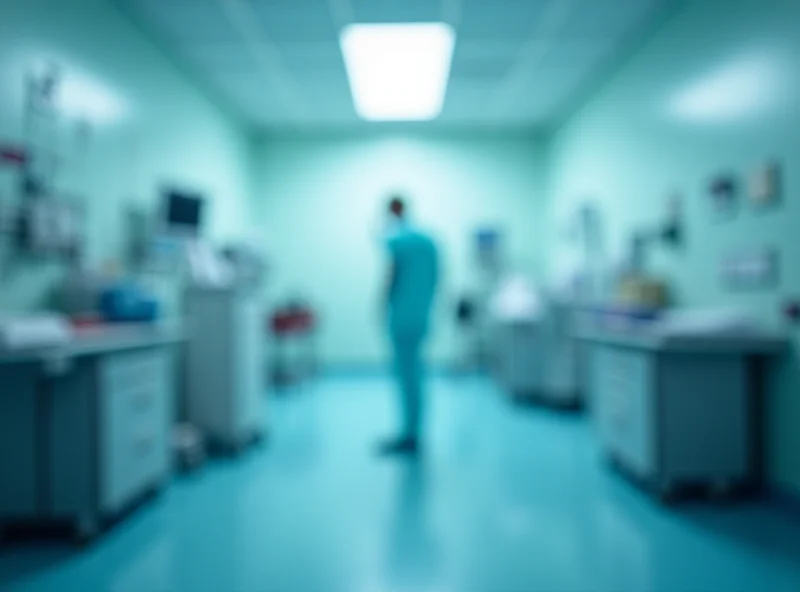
[99,350,172,514]
[494,301,582,408]
[592,347,657,479]
[585,332,782,501]
[0,332,180,542]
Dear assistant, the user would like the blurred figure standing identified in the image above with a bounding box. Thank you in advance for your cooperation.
[378,196,439,456]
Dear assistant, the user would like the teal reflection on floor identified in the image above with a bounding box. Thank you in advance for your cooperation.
[2,375,800,591]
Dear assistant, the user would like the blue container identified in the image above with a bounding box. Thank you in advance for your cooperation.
[99,283,160,323]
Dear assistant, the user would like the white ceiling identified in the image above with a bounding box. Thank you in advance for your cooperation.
[114,0,674,132]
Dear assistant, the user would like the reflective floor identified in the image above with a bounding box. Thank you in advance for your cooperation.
[2,375,800,591]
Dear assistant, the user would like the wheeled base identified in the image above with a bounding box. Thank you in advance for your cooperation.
[510,389,583,412]
[207,429,267,457]
[0,481,166,546]
[605,453,761,505]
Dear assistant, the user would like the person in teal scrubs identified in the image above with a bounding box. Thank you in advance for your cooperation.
[379,196,439,456]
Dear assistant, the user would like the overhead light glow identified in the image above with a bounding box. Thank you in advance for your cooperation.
[669,53,783,123]
[60,74,126,125]
[340,22,455,121]
[29,58,126,125]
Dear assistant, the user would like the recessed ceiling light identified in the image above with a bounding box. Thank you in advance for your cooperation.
[340,22,456,121]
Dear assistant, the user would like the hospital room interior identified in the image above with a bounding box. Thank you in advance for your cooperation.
[2,0,800,590]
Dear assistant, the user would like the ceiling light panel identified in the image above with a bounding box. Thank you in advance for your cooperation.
[340,22,456,121]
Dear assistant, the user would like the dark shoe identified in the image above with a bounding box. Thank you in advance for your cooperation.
[376,437,419,457]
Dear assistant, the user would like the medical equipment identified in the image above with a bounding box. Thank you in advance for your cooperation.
[20,198,84,254]
[186,241,234,288]
[54,266,110,318]
[489,274,542,320]
[222,242,268,290]
[490,276,583,408]
[172,423,206,473]
[270,301,317,387]
[185,285,265,452]
[160,188,205,236]
[468,227,505,368]
[180,238,268,452]
[616,276,670,309]
[182,243,266,452]
[454,295,479,372]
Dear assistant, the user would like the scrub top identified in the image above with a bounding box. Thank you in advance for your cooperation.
[386,224,439,336]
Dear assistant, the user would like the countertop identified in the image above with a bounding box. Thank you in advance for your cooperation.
[577,328,787,355]
[0,322,186,366]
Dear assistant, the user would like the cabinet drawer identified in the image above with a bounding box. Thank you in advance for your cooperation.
[99,350,172,512]
[592,346,657,477]
[126,424,168,490]
[101,423,167,513]
[101,350,169,392]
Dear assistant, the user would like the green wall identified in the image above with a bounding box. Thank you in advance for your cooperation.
[0,0,255,312]
[254,133,545,366]
[544,0,800,491]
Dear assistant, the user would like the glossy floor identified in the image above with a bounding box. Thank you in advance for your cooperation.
[2,375,800,591]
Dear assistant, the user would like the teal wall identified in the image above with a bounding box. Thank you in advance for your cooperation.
[4,0,796,491]
[543,0,800,490]
[254,133,545,366]
[0,0,255,312]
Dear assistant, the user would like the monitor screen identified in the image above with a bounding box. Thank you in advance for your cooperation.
[164,190,204,232]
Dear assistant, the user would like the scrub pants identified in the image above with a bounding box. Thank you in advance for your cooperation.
[391,327,426,441]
